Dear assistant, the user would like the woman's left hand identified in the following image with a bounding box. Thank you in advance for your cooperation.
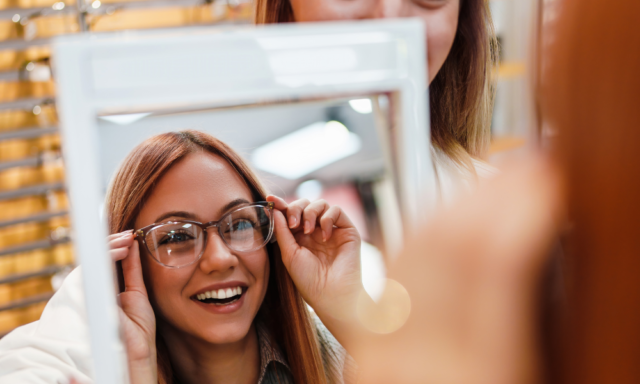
[267,195,363,332]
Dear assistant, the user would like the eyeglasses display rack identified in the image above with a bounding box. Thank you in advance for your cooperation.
[0,0,253,337]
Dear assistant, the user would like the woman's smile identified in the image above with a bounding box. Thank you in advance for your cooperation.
[190,281,249,314]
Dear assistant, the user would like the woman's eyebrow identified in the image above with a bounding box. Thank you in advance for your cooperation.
[154,211,198,223]
[218,198,251,216]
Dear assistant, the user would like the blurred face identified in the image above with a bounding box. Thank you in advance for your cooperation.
[289,0,460,84]
[135,152,269,345]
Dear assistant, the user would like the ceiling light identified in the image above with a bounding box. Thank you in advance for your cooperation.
[91,0,101,9]
[349,98,373,114]
[251,120,361,180]
[52,2,65,10]
[98,112,151,125]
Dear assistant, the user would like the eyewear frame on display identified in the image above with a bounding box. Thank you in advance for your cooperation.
[135,201,275,268]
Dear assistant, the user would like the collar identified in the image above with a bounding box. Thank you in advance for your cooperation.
[256,320,290,383]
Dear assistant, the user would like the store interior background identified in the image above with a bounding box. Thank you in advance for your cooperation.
[0,0,553,336]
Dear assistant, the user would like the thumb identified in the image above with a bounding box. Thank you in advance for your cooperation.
[121,240,148,296]
[273,210,299,269]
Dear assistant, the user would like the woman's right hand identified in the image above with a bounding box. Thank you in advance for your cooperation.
[108,231,158,384]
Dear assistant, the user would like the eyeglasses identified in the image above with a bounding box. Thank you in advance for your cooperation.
[135,201,274,268]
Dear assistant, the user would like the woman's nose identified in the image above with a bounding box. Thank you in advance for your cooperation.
[368,0,404,19]
[198,231,238,274]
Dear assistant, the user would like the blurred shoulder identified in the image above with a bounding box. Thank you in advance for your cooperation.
[432,147,499,205]
[311,314,359,384]
[471,157,499,179]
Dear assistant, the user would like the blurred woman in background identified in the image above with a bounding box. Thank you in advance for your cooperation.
[341,1,640,384]
[255,0,499,200]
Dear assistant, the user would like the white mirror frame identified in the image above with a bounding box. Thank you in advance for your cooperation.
[53,19,435,384]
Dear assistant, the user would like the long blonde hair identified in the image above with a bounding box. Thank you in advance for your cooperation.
[105,130,329,384]
[254,0,498,172]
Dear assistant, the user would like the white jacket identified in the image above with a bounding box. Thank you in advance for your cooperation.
[0,268,93,384]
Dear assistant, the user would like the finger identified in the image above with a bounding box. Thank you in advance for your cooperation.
[107,229,134,242]
[110,247,129,262]
[319,205,354,241]
[285,198,311,229]
[301,199,330,235]
[108,233,134,250]
[273,210,300,269]
[266,195,289,211]
[121,240,148,296]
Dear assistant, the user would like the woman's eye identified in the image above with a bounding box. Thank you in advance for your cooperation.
[230,219,255,232]
[159,231,194,245]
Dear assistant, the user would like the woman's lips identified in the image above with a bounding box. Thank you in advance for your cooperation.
[191,288,247,315]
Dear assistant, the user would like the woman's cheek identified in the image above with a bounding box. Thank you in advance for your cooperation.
[425,6,460,83]
[142,260,184,317]
[247,251,270,305]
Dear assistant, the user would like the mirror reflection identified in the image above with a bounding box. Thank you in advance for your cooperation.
[97,96,398,302]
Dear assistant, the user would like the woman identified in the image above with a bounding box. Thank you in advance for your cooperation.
[255,0,498,196]
[0,130,362,384]
[110,130,362,384]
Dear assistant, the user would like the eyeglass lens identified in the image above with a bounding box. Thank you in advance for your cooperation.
[144,205,272,267]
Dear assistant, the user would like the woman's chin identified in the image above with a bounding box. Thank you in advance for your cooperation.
[196,322,253,345]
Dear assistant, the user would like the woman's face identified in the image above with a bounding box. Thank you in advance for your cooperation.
[134,152,269,345]
[288,0,460,84]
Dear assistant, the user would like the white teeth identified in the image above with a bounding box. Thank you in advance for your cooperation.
[196,286,243,302]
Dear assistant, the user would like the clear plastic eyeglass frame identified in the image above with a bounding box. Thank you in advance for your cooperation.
[134,201,275,268]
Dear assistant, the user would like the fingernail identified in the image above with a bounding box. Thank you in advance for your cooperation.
[289,216,297,228]
[304,221,311,234]
[322,230,327,242]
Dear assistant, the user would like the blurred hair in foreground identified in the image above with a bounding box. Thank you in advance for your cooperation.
[544,0,640,383]
[345,0,640,384]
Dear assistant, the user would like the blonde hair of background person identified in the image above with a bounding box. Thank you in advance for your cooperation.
[255,0,497,175]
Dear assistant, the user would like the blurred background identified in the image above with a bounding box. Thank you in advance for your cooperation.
[0,0,551,337]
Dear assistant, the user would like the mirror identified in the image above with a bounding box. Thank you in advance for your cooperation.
[53,19,433,384]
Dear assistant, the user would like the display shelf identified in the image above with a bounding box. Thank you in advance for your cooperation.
[0,126,58,141]
[0,210,67,228]
[0,150,61,171]
[0,181,64,201]
[0,37,51,51]
[0,263,71,285]
[0,5,77,21]
[0,291,52,312]
[0,0,256,336]
[0,235,70,257]
[0,156,40,171]
[0,97,53,112]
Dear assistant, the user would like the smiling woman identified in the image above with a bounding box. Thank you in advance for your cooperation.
[102,130,362,384]
[0,130,363,384]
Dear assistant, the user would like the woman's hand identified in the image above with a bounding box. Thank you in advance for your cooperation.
[266,196,363,345]
[108,231,157,384]
[350,159,562,384]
